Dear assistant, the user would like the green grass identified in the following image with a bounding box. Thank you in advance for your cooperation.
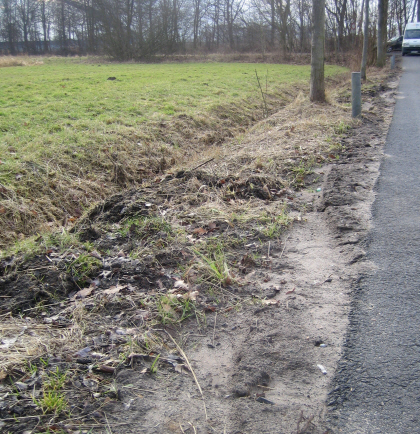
[0,57,346,251]
[0,58,344,147]
[66,253,102,286]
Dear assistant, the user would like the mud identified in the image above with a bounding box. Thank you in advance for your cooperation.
[0,67,399,434]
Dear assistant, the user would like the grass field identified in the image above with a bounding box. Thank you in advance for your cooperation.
[0,57,346,250]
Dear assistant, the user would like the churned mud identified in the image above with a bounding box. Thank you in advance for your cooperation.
[0,67,399,434]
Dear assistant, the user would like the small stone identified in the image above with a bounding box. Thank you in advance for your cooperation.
[234,387,249,397]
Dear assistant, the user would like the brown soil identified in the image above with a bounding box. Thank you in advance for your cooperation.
[0,65,399,434]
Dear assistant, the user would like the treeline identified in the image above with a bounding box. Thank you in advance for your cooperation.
[0,0,419,59]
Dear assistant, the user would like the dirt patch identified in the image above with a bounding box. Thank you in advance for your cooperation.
[0,65,399,433]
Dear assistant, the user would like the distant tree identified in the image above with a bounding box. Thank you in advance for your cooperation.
[1,0,20,54]
[326,0,348,53]
[310,0,325,102]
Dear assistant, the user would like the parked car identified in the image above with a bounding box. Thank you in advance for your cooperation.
[402,22,420,56]
[387,35,403,52]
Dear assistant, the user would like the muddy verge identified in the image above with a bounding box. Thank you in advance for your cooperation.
[0,67,399,434]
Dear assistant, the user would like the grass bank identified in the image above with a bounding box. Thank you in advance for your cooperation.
[0,57,346,250]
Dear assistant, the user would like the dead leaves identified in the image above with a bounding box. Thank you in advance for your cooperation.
[72,286,94,300]
[191,222,219,238]
[103,284,125,295]
[169,280,199,301]
[72,283,127,300]
[261,299,280,306]
[193,227,207,236]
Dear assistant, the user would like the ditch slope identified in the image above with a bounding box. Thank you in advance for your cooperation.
[0,68,398,434]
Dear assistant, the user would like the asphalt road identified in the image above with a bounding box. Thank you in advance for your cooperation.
[328,56,420,433]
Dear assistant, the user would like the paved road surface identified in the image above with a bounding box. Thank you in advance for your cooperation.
[328,56,420,433]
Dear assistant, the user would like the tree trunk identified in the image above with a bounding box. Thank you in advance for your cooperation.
[361,0,369,81]
[310,0,325,102]
[377,0,388,67]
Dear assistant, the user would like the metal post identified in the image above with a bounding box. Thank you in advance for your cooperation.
[391,54,396,70]
[352,72,361,118]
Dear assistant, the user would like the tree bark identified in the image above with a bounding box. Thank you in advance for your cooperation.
[377,0,388,67]
[310,0,325,102]
[361,0,369,81]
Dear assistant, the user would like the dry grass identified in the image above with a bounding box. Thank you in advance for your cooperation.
[0,314,82,374]
[0,56,44,68]
[0,65,392,374]
[2,59,346,251]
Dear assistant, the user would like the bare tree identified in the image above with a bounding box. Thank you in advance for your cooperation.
[1,0,19,54]
[326,0,348,53]
[310,0,325,102]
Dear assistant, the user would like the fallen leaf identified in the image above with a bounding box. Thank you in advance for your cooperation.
[174,280,189,290]
[262,299,280,305]
[183,290,199,301]
[208,222,217,231]
[0,207,5,214]
[329,154,336,159]
[193,227,207,236]
[0,370,7,381]
[103,285,124,295]
[73,287,94,299]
